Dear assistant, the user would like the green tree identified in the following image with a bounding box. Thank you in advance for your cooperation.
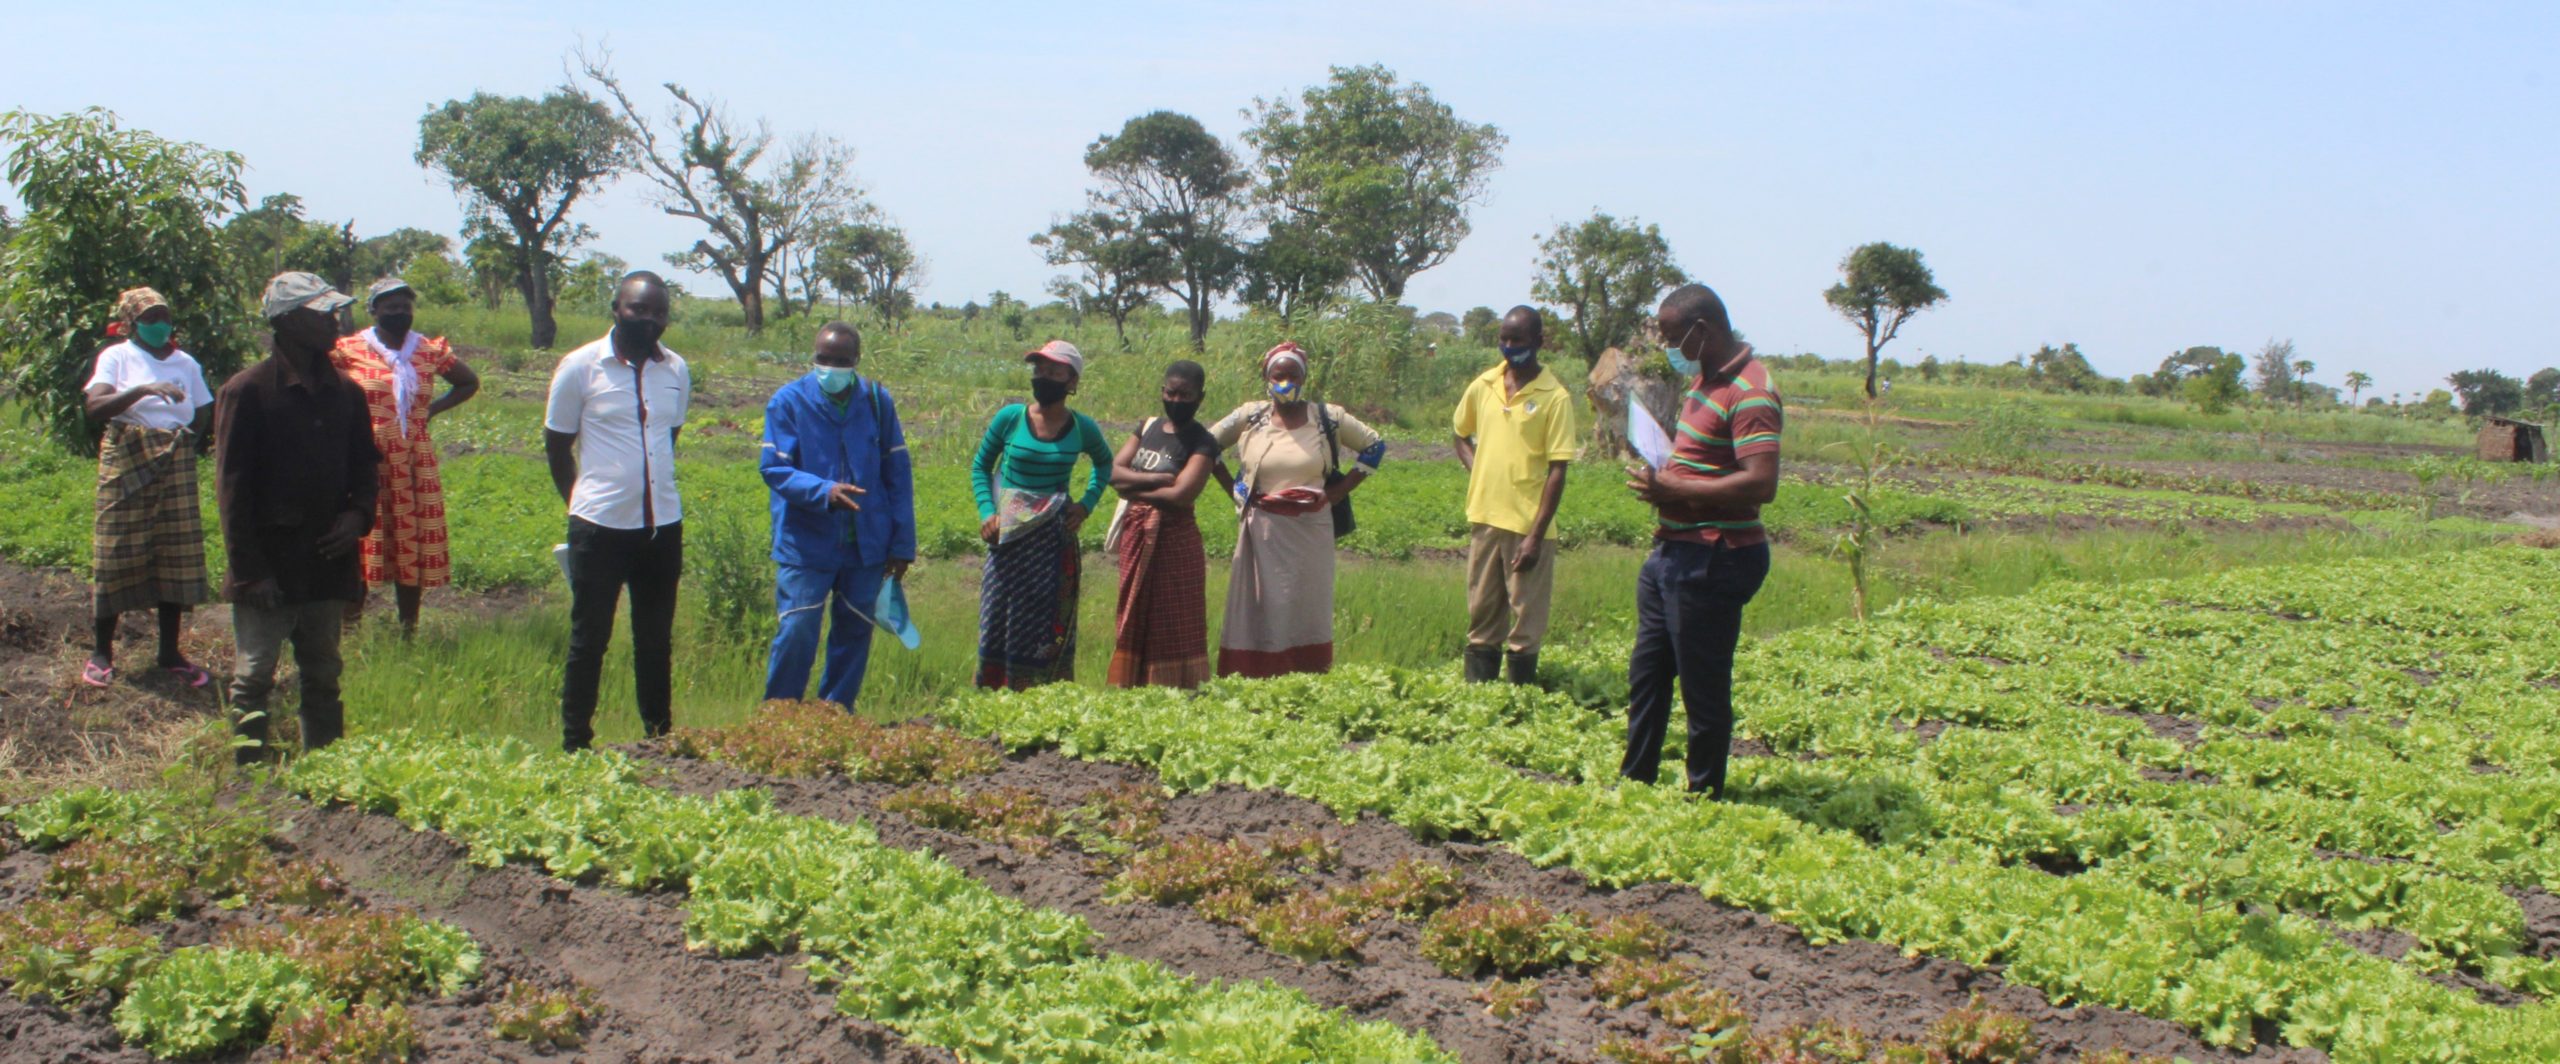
[416,90,627,347]
[2250,339,2298,403]
[1083,111,1247,350]
[1822,242,1947,399]
[1238,218,1349,327]
[2145,346,2229,397]
[815,221,923,325]
[2524,368,2560,418]
[1530,211,1683,367]
[1033,210,1162,345]
[1244,64,1504,302]
[2291,358,2317,409]
[403,251,470,307]
[2025,343,2101,393]
[0,108,251,450]
[577,47,865,336]
[2342,370,2373,407]
[989,290,1028,342]
[225,193,354,287]
[2181,352,2247,414]
[2446,369,2525,418]
[1461,306,1498,347]
[353,227,453,285]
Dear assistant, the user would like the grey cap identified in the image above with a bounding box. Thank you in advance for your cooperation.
[365,276,413,308]
[261,272,353,320]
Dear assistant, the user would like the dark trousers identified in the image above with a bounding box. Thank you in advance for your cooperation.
[562,518,683,751]
[1621,540,1770,797]
[230,598,347,763]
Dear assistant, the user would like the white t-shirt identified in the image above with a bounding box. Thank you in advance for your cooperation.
[85,341,213,431]
[544,334,691,530]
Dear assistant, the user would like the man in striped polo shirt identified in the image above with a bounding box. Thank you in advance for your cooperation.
[1620,283,1781,798]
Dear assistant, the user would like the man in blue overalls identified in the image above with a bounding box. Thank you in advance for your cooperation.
[760,322,915,708]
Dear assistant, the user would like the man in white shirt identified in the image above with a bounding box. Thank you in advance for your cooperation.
[543,271,691,752]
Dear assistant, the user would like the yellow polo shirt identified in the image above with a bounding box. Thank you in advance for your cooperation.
[1452,363,1579,536]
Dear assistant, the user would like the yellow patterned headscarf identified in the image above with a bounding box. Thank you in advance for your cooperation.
[115,287,169,322]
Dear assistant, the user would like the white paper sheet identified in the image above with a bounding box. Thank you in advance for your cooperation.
[1628,393,1676,469]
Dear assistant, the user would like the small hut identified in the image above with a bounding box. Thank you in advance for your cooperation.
[2476,416,2550,463]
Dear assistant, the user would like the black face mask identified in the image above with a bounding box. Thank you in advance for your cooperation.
[615,317,666,350]
[374,313,414,337]
[1030,378,1071,406]
[1161,399,1201,425]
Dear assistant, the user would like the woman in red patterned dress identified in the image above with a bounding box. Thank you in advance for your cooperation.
[329,277,480,635]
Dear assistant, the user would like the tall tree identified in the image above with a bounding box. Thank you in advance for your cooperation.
[2250,339,2298,402]
[761,134,868,320]
[1823,242,1947,399]
[814,220,923,325]
[1032,210,1162,345]
[2524,368,2560,417]
[2289,358,2317,408]
[577,47,866,335]
[2447,369,2525,418]
[1244,64,1504,301]
[1530,211,1684,367]
[1237,218,1348,327]
[416,91,626,348]
[2182,352,2248,414]
[1080,111,1248,350]
[2343,370,2374,406]
[0,108,251,450]
[224,193,355,285]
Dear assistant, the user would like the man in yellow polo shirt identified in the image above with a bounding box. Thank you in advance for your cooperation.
[1452,306,1577,685]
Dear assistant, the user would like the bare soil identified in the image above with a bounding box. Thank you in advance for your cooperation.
[634,744,2321,1063]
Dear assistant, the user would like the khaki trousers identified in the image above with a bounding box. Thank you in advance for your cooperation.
[1465,523,1557,654]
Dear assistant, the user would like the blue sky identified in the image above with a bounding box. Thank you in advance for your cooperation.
[4,1,2552,400]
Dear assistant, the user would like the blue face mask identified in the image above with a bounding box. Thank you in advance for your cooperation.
[1499,345,1536,366]
[1665,345,1701,378]
[813,366,856,394]
[1269,378,1299,400]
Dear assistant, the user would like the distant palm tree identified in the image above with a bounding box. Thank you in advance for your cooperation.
[2292,359,2316,408]
[2344,371,2373,406]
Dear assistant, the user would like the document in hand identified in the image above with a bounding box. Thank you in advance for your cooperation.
[1628,393,1677,470]
[846,576,922,650]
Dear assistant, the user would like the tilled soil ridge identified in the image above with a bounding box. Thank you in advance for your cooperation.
[634,744,2324,1064]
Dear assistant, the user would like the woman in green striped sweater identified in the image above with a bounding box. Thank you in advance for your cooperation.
[969,340,1114,689]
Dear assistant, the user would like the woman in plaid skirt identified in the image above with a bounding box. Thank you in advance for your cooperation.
[80,287,216,688]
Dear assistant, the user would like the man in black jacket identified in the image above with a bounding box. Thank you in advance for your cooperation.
[215,272,380,764]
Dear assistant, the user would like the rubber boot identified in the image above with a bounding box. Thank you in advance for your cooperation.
[1505,650,1539,687]
[1463,645,1501,683]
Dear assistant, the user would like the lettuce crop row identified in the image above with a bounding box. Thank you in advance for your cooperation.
[933,665,2560,1060]
[285,732,1449,1063]
[3,784,482,1058]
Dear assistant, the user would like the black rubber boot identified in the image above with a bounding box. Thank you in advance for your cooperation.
[1505,650,1539,687]
[1463,646,1501,683]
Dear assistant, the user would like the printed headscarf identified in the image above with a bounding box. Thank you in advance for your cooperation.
[115,287,169,322]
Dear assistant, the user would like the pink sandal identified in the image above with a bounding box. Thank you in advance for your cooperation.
[163,662,213,688]
[79,661,115,687]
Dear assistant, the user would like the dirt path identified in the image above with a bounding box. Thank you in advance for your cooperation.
[635,745,2322,1064]
[0,561,232,795]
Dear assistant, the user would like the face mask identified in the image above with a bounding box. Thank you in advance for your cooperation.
[373,313,414,337]
[1665,345,1701,378]
[1499,344,1536,366]
[1162,399,1201,425]
[1030,377,1071,405]
[614,318,666,349]
[1269,378,1300,401]
[814,366,855,394]
[134,322,174,348]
